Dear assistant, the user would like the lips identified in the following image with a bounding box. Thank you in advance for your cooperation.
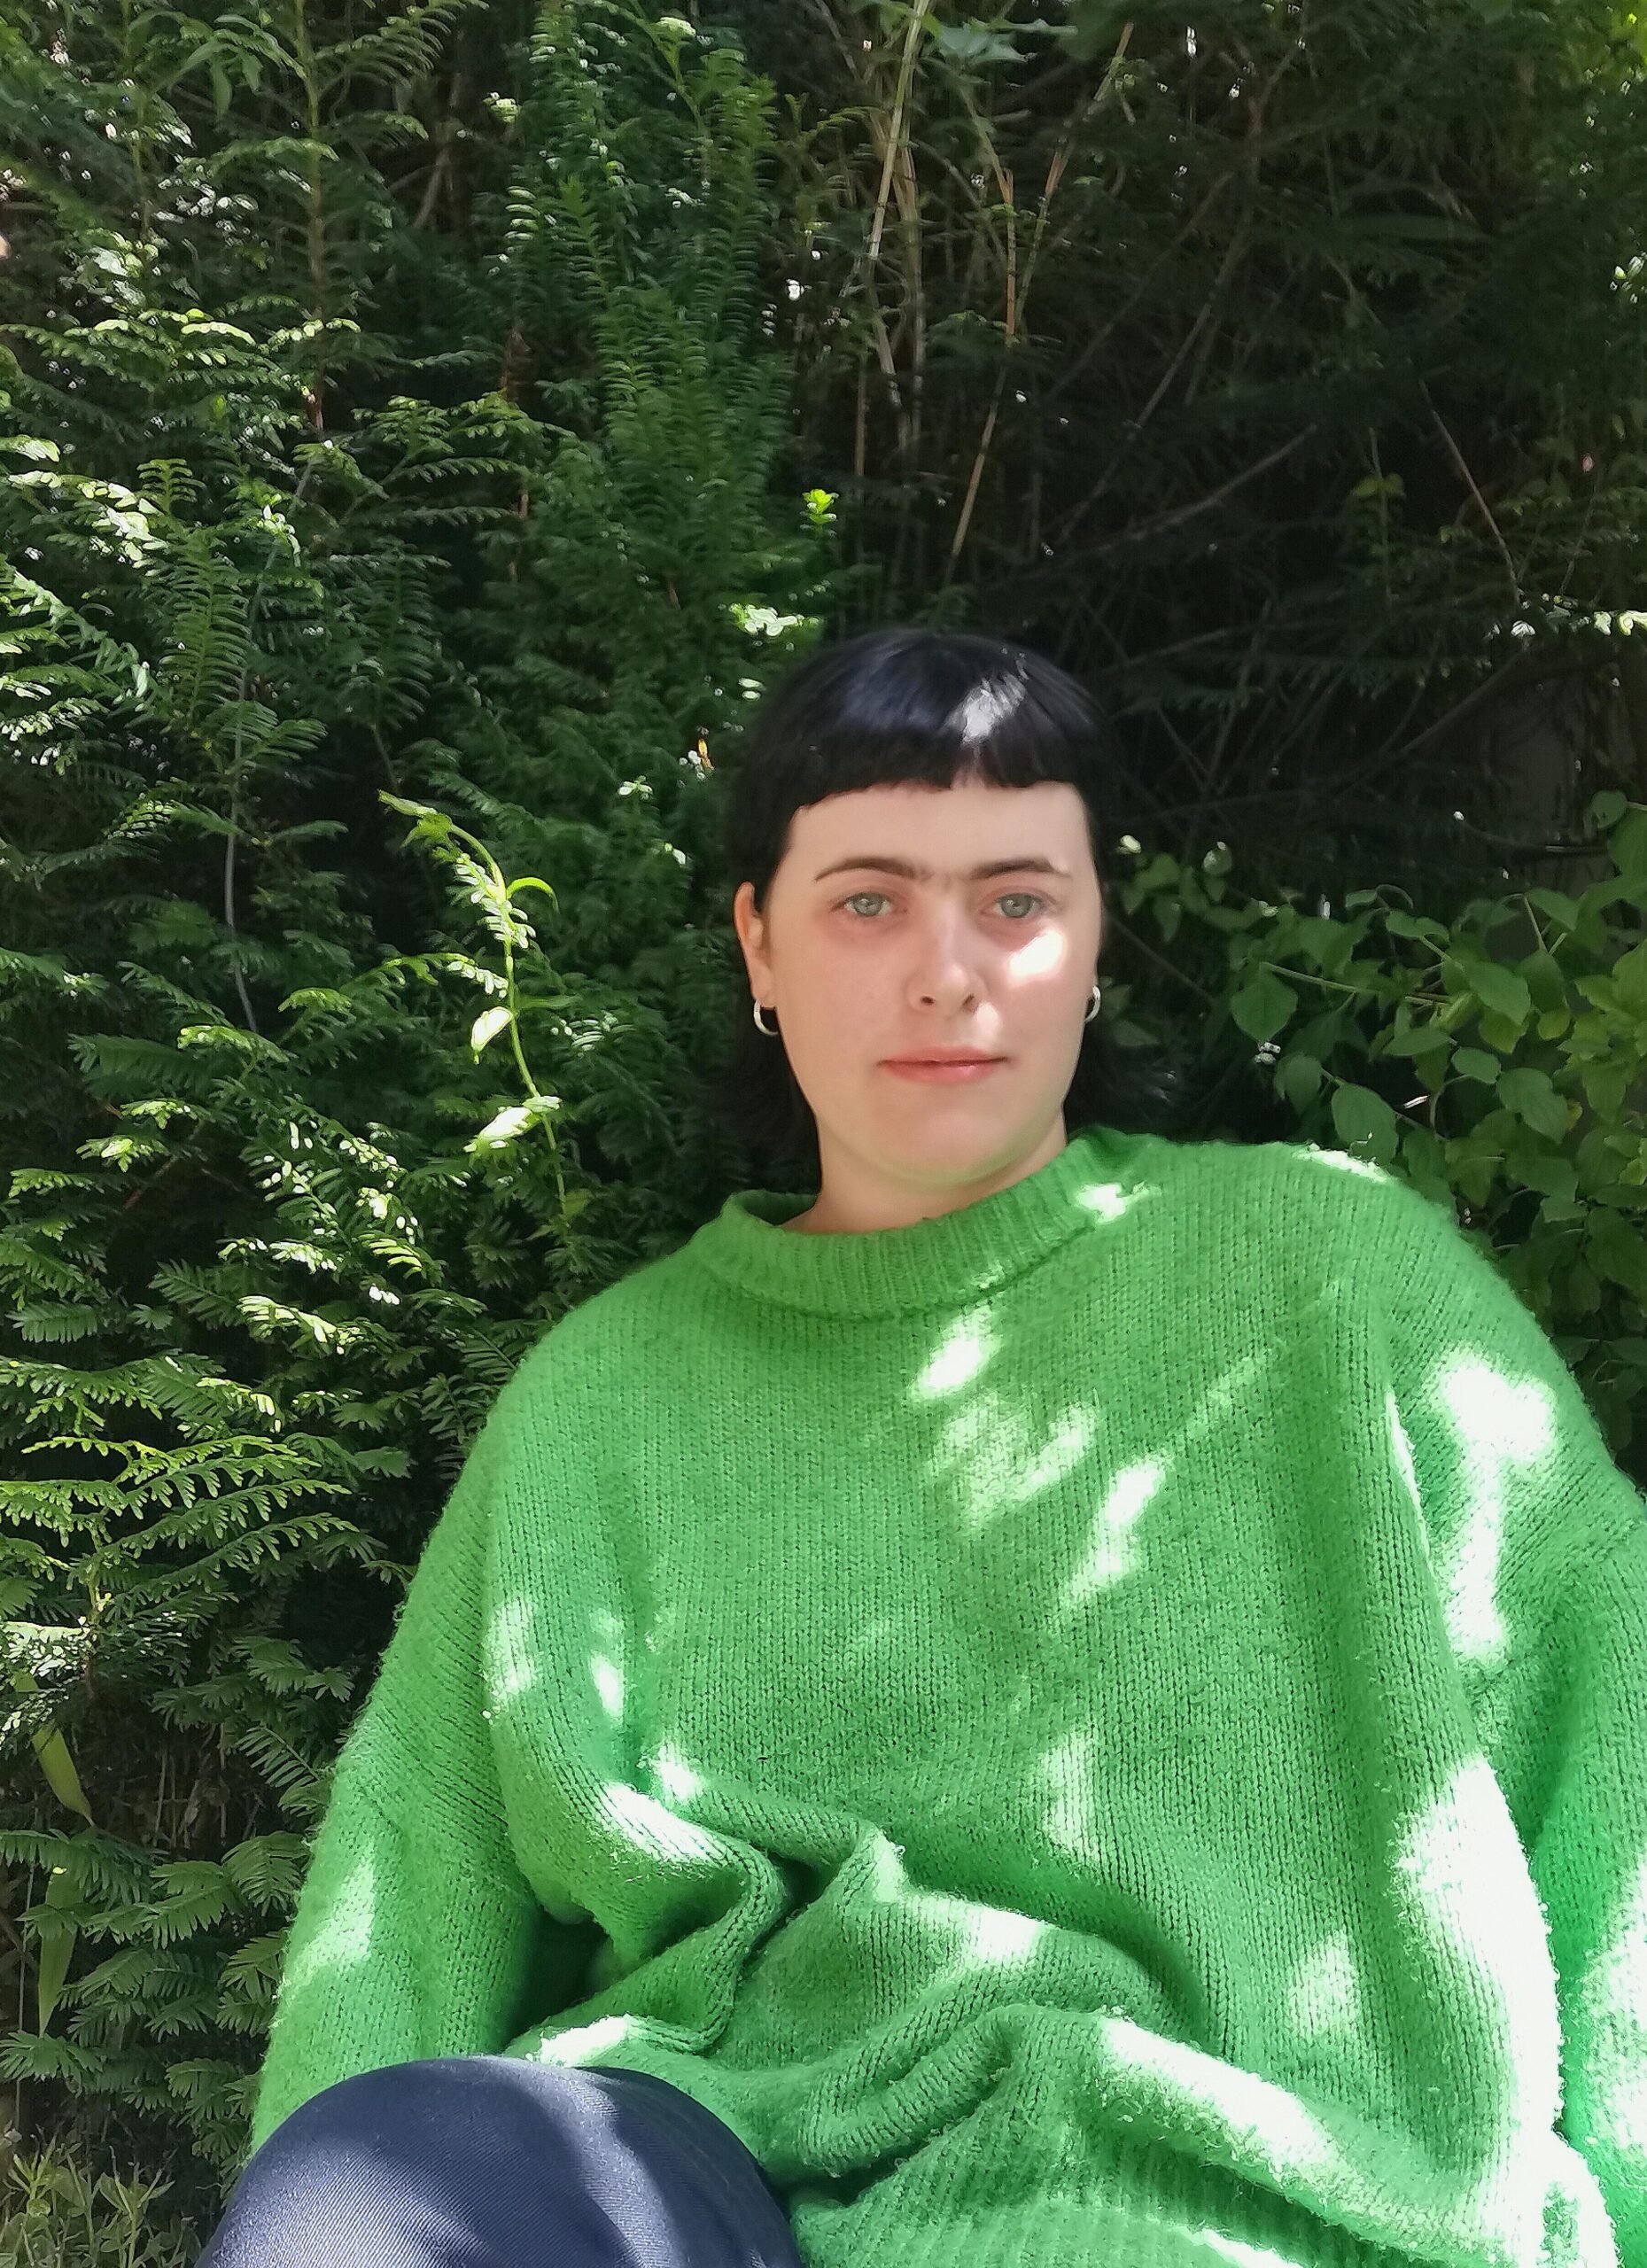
[880,1054,1006,1082]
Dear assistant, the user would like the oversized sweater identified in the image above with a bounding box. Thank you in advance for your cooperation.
[247,1122,1647,2268]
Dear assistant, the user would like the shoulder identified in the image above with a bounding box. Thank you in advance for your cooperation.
[1133,1130,1530,1347]
[480,1239,698,1442]
[1231,1138,1597,1450]
[1184,1130,1471,1257]
[1124,1126,1465,1270]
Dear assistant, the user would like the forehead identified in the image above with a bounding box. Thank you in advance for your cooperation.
[789,779,1084,868]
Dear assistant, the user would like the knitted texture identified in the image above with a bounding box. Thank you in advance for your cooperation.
[249,1124,1647,2268]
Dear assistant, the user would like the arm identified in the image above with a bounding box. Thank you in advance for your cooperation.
[246,1368,582,2158]
[1527,1524,1647,2268]
[1367,1170,1647,2262]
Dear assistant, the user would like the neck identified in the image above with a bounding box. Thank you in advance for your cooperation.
[686,1121,1144,1319]
[784,1120,1068,1237]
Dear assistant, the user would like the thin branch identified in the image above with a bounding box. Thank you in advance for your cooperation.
[1079,428,1316,561]
[946,26,1134,572]
[866,0,931,272]
[1423,383,1520,596]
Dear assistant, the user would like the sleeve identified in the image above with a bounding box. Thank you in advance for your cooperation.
[1367,1169,1647,2264]
[1527,1524,1647,2268]
[245,1371,586,2160]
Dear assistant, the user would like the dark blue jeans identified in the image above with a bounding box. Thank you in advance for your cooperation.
[198,2056,807,2266]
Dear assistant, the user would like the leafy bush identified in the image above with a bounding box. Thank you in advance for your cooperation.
[1108,792,1647,1457]
[0,0,842,2204]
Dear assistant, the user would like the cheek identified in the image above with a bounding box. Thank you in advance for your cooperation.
[791,934,879,1027]
[1011,930,1077,987]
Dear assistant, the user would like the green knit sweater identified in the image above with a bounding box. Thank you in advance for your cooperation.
[248,1124,1647,2268]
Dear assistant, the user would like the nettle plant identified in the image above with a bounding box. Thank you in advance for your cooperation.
[1103,788,1647,1460]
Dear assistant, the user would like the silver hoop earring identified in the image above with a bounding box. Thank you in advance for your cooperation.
[753,1000,778,1037]
[1084,982,1102,1025]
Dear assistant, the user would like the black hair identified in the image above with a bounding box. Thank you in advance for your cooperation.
[694,624,1194,1188]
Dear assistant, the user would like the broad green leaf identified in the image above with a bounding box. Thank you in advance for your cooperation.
[1385,911,1449,946]
[36,1866,79,2032]
[1331,1083,1398,1162]
[1611,938,1647,1014]
[1526,888,1582,933]
[1457,958,1531,1024]
[1231,969,1297,1043]
[1381,1022,1452,1060]
[13,1669,93,1821]
[1586,1210,1647,1301]
[1497,1068,1570,1142]
[1609,805,1647,882]
[1516,1150,1577,1202]
[1275,1052,1322,1110]
[470,1103,533,1150]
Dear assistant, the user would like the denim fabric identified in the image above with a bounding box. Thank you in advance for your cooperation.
[198,2056,806,2267]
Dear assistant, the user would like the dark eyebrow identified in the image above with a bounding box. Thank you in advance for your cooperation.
[812,856,1070,883]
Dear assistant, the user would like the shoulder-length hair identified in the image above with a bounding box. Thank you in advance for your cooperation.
[693,624,1193,1188]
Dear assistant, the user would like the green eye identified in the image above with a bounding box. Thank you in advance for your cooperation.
[836,891,1049,920]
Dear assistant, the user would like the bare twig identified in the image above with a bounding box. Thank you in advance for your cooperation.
[865,0,932,272]
[947,26,1134,572]
[1423,383,1520,596]
[1079,428,1316,560]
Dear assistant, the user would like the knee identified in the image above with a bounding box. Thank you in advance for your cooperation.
[204,2060,497,2265]
[253,2054,519,2167]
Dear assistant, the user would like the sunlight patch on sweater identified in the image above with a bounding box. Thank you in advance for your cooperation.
[599,1775,723,1862]
[916,1315,991,1397]
[1433,1357,1555,1674]
[280,1844,374,2001]
[1061,1457,1165,1603]
[1300,1148,1394,1185]
[1074,1173,1138,1222]
[652,1744,704,1806]
[859,1831,1045,1984]
[1589,1846,1647,2152]
[1056,1343,1270,1598]
[528,2011,645,2066]
[1396,1752,1565,2258]
[956,1900,1045,1967]
[1286,1929,1366,2040]
[489,1590,541,1703]
[1037,1722,1099,1853]
[1385,1392,1425,1539]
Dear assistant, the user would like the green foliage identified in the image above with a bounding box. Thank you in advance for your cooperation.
[730,0,1647,893]
[1,2144,193,2267]
[0,0,843,2212]
[1107,790,1647,1456]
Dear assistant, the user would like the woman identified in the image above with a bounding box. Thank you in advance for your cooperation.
[203,628,1647,2268]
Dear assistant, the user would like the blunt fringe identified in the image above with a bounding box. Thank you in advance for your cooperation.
[694,624,1194,1187]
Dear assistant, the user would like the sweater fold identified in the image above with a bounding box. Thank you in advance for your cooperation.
[250,1126,1647,2268]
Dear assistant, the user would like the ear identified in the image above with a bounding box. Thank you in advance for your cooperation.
[732,882,772,998]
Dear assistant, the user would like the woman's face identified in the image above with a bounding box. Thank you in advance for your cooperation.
[733,777,1105,1219]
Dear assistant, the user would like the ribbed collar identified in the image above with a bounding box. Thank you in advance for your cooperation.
[681,1122,1152,1319]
